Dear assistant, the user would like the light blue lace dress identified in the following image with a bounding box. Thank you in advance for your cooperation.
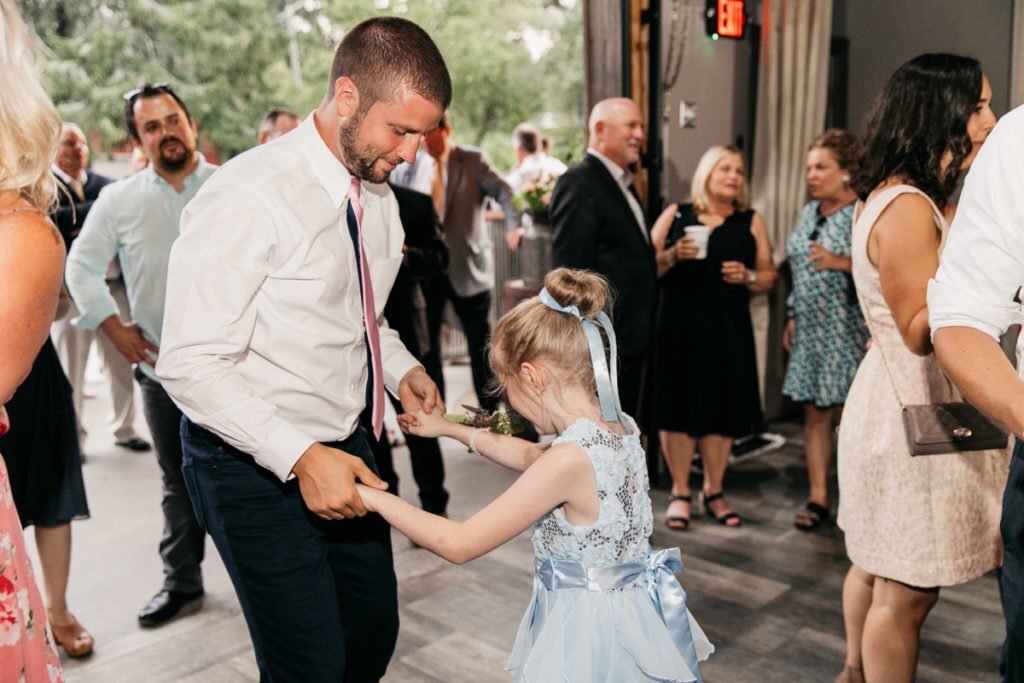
[506,416,713,682]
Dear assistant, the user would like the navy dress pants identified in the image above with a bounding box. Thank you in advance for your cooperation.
[180,418,398,683]
[1001,441,1024,683]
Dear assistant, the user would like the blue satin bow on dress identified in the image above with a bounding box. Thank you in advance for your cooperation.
[531,548,705,682]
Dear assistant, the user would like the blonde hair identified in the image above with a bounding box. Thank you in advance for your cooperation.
[489,268,613,399]
[689,145,748,214]
[0,0,60,211]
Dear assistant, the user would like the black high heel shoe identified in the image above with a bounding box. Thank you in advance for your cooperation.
[665,494,692,531]
[700,491,742,527]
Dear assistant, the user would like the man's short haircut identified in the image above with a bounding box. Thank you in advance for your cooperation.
[327,16,452,117]
[260,107,299,136]
[513,123,540,154]
[123,83,192,143]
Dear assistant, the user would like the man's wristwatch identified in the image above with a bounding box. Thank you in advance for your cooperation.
[746,270,758,285]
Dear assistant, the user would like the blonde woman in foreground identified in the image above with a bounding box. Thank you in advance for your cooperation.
[0,0,72,678]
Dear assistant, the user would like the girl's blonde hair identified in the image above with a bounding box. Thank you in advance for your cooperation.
[689,145,748,214]
[0,0,60,211]
[489,268,614,398]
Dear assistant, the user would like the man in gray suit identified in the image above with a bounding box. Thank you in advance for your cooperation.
[424,114,519,410]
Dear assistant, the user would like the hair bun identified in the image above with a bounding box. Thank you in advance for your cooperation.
[542,267,612,319]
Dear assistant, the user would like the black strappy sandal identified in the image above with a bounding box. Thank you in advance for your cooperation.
[665,494,692,531]
[793,501,831,531]
[700,491,742,527]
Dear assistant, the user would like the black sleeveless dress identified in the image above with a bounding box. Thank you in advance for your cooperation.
[654,203,763,437]
[0,336,89,527]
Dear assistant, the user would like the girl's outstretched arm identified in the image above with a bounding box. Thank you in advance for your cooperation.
[399,408,548,472]
[358,442,596,564]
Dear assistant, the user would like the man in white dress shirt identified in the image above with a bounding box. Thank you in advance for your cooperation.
[505,122,567,195]
[157,17,450,682]
[929,104,1024,683]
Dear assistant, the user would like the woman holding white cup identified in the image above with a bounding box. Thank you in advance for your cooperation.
[651,145,777,530]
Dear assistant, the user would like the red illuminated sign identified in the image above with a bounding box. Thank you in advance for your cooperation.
[705,0,746,40]
[718,0,745,38]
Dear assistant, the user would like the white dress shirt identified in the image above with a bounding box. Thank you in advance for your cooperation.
[51,163,87,197]
[390,152,436,195]
[586,148,649,242]
[929,104,1024,373]
[506,152,567,194]
[156,113,420,482]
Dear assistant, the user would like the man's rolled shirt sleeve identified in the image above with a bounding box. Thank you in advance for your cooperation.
[66,188,121,330]
[929,105,1024,342]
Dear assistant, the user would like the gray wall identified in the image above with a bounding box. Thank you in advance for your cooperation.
[660,1,757,202]
[657,0,1016,204]
[842,0,1014,132]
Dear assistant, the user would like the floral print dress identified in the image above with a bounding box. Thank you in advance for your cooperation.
[783,200,869,407]
[0,416,63,681]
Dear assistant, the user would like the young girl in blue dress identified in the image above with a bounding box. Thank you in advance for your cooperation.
[358,267,713,682]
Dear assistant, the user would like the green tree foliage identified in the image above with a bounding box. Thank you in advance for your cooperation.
[21,0,583,169]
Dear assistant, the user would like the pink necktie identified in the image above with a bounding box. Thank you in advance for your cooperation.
[347,178,385,440]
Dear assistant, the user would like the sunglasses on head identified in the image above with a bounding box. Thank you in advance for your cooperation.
[809,213,827,241]
[122,82,173,105]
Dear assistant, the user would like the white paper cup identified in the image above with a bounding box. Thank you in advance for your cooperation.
[684,225,711,259]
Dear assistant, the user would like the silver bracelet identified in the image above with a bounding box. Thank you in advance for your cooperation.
[467,427,486,454]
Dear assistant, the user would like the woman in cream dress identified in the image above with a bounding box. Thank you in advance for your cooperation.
[836,53,1007,683]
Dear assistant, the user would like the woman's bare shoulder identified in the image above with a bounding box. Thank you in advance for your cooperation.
[0,209,64,258]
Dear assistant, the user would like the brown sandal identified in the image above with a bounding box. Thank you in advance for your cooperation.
[50,615,94,658]
[665,494,692,531]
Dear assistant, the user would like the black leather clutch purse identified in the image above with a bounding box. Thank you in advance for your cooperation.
[901,403,1008,456]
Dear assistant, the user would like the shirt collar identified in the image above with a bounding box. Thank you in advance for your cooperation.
[144,152,212,191]
[587,148,630,187]
[51,164,87,185]
[297,111,355,210]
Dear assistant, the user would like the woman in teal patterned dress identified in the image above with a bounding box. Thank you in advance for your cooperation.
[782,130,869,530]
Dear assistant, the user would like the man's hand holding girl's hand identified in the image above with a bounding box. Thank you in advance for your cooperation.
[397,407,449,439]
[354,484,380,513]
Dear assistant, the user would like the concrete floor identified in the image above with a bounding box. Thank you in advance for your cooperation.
[28,353,1006,682]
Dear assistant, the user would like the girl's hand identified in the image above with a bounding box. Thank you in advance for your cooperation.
[783,318,795,353]
[354,484,379,513]
[397,407,449,439]
[673,236,700,261]
[808,243,842,271]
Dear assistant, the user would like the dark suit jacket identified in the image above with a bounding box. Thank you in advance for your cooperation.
[51,170,114,251]
[440,146,519,297]
[387,185,449,358]
[550,153,657,357]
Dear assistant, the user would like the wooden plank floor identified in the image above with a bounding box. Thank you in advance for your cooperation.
[49,364,1004,682]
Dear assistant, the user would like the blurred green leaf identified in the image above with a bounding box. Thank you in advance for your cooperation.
[21,0,583,167]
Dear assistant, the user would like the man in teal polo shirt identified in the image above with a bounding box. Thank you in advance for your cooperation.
[65,84,217,628]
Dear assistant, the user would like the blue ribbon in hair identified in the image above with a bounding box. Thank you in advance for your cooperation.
[537,287,622,422]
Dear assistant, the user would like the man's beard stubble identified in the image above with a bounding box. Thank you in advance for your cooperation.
[156,136,192,172]
[337,115,398,184]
